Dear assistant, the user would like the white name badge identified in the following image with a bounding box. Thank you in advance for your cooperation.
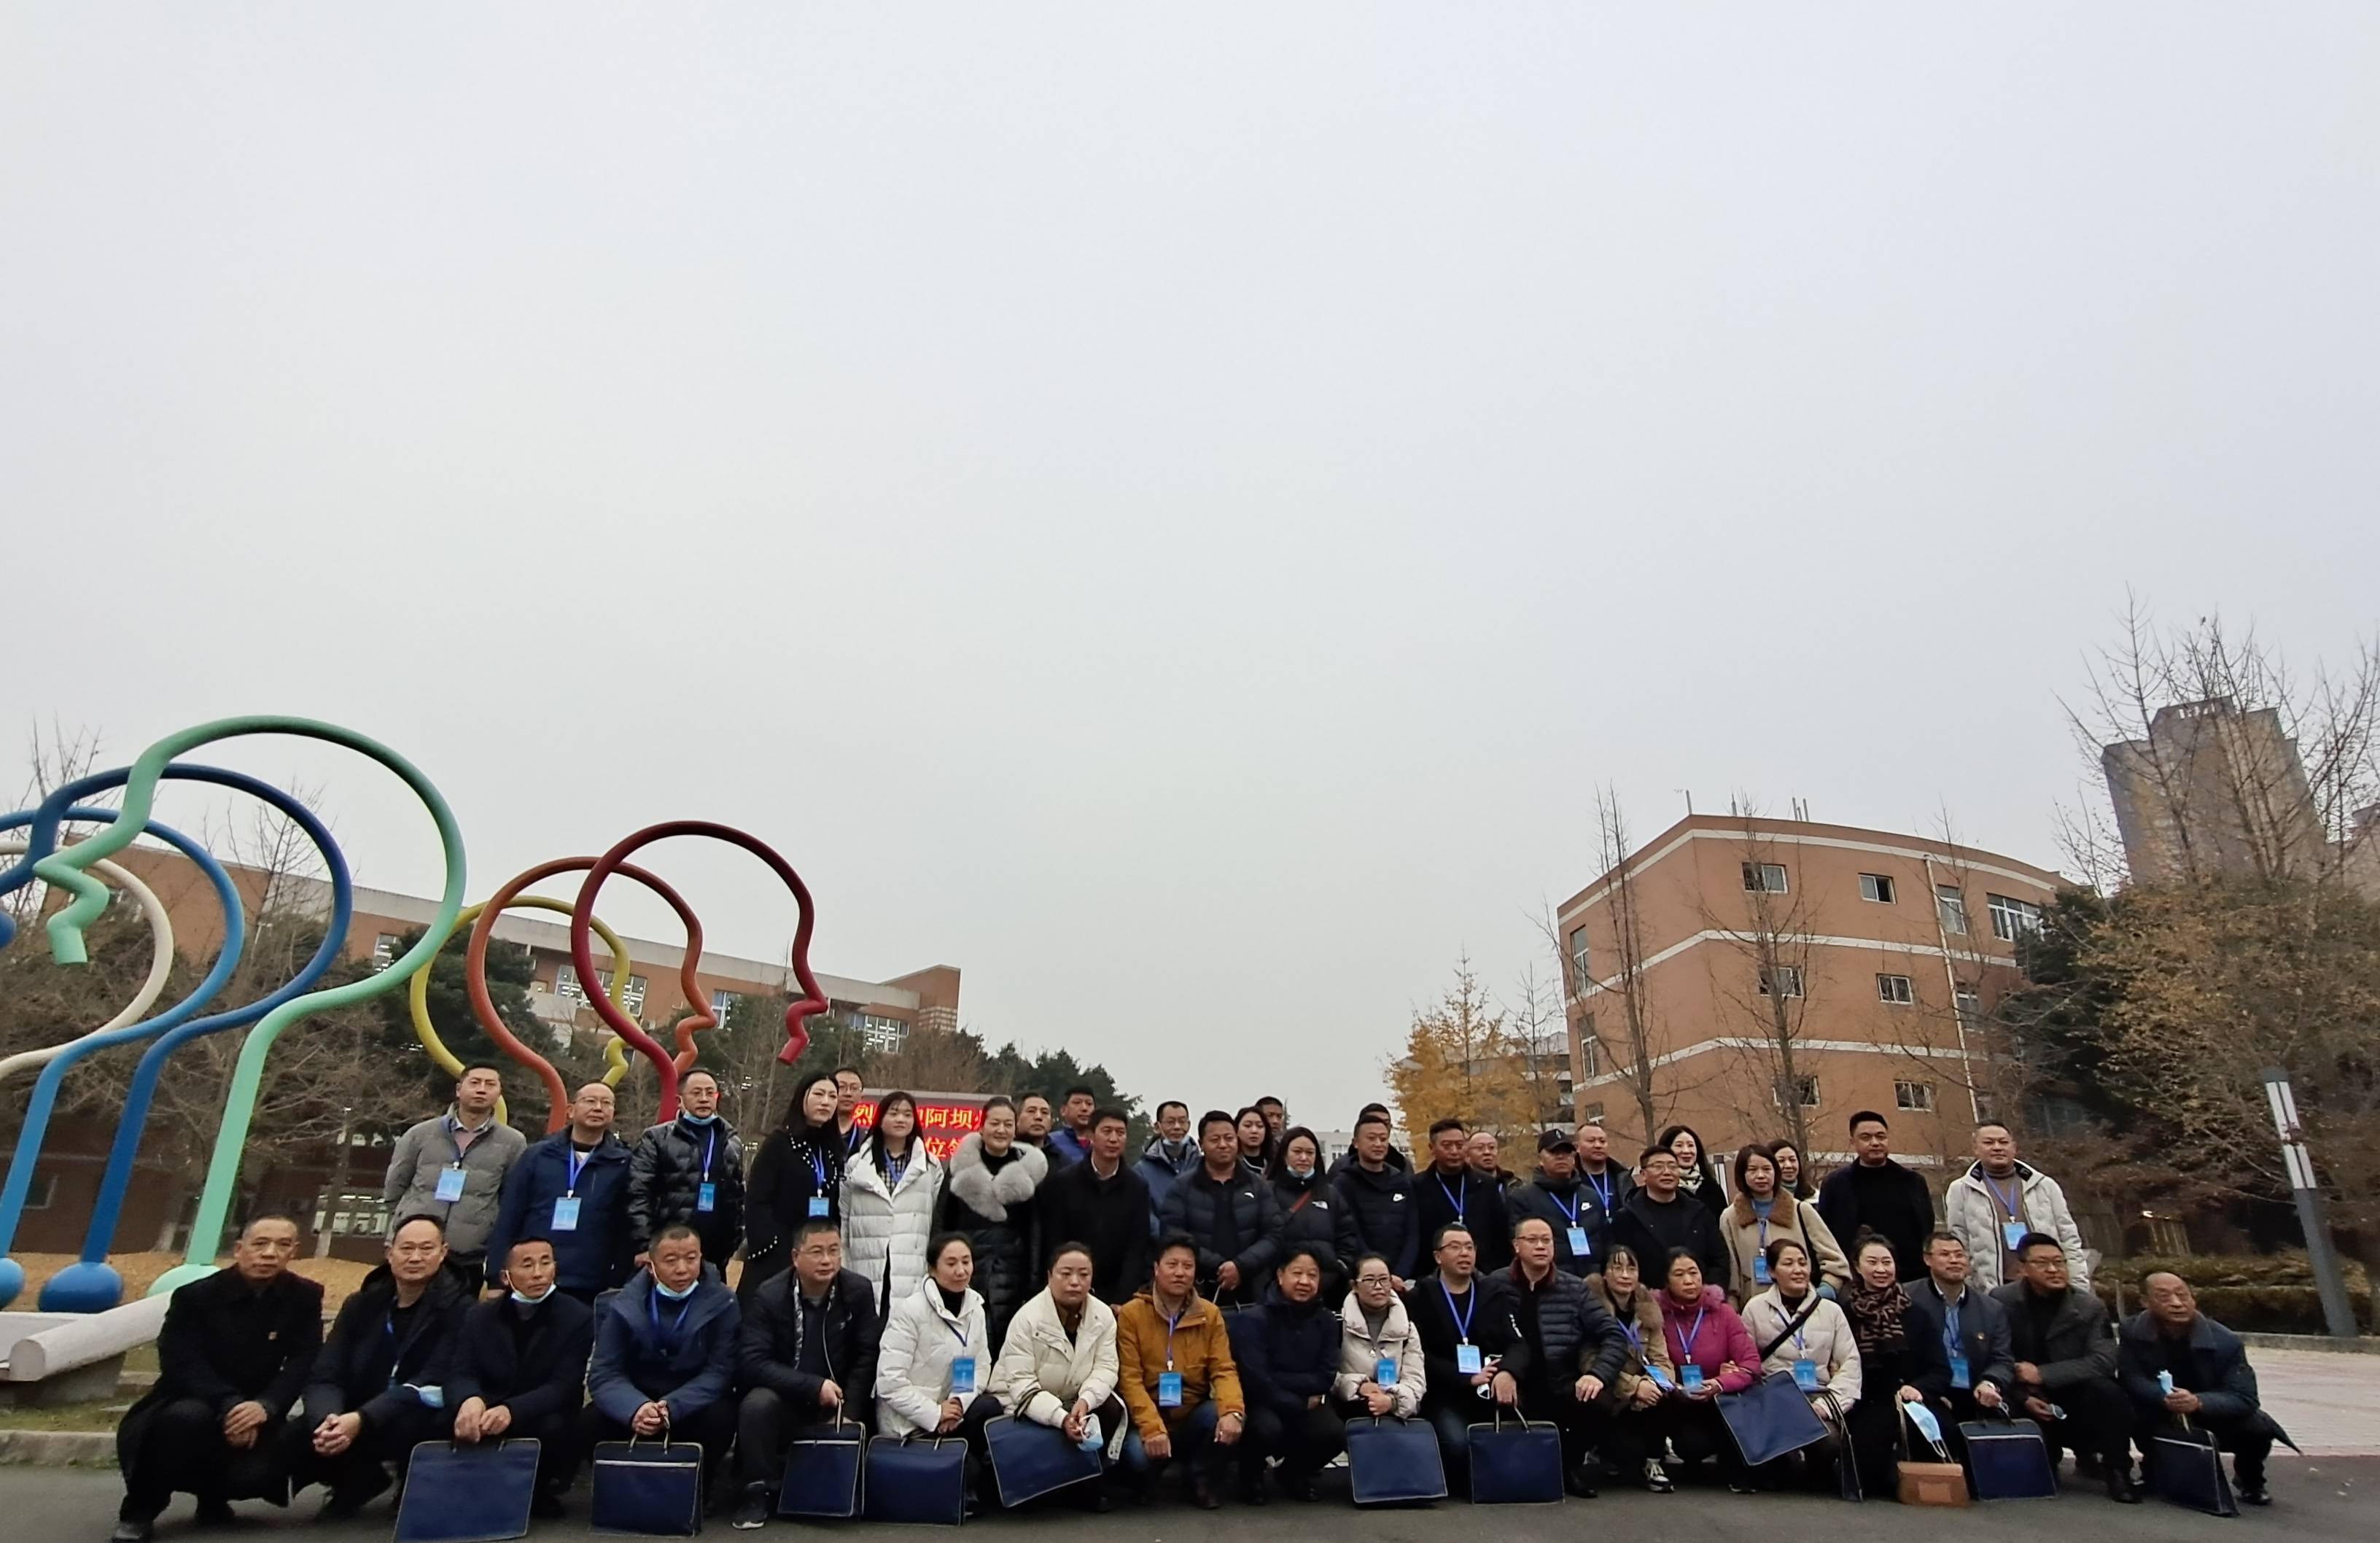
[1566,1227,1591,1257]
[950,1357,976,1394]
[434,1166,467,1203]
[1456,1343,1483,1376]
[551,1196,581,1232]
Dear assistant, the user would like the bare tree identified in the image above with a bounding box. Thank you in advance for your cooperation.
[1698,807,1821,1157]
[4,720,110,930]
[1503,958,1575,1132]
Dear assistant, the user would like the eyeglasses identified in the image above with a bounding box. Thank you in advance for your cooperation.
[1355,1275,1394,1287]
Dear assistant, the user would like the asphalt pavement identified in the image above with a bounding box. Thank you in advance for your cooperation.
[6,1458,2373,1543]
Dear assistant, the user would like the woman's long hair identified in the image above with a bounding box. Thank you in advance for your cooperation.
[867,1089,922,1176]
[1768,1140,1816,1200]
[1655,1123,1725,1197]
[777,1070,839,1139]
[1266,1124,1324,1186]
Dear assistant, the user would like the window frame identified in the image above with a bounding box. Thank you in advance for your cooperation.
[1936,883,1969,936]
[1743,861,1789,894]
[1858,873,1897,903]
[1876,972,1914,1005]
[1758,963,1805,998]
[1894,1080,1935,1112]
[1987,893,2044,942]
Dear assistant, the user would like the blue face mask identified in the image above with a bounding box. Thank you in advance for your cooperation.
[1289,1165,1315,1181]
[654,1277,699,1301]
[510,1285,555,1305]
[680,1111,717,1126]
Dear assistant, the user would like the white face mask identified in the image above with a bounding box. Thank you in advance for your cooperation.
[509,1285,555,1305]
[1288,1164,1315,1181]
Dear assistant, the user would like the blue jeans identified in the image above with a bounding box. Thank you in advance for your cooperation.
[1120,1402,1221,1477]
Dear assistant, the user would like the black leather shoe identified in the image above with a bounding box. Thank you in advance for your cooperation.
[1238,1477,1269,1507]
[530,1493,567,1521]
[1189,1477,1222,1510]
[2106,1470,2142,1504]
[1283,1473,1318,1502]
[193,1500,239,1528]
[1565,1466,1601,1499]
[731,1485,771,1530]
[2239,1479,2272,1507]
[111,1523,154,1543]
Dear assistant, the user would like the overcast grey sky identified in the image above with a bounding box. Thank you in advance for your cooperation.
[7,6,2376,1129]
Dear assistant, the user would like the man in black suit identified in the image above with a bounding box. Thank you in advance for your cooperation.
[113,1214,324,1543]
[448,1235,596,1518]
[286,1213,467,1517]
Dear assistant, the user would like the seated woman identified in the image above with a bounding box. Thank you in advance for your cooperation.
[876,1234,997,1507]
[1234,1247,1347,1503]
[1586,1245,1678,1493]
[1114,1234,1246,1509]
[1719,1143,1849,1302]
[1332,1251,1425,1444]
[987,1241,1124,1512]
[1740,1237,1863,1489]
[1655,1247,1760,1492]
[1838,1232,1915,1499]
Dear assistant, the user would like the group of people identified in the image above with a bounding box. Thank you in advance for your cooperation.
[107,1074,2292,1540]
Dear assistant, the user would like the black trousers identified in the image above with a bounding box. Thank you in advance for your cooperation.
[1245,1402,1347,1478]
[1917,1388,2003,1461]
[1598,1404,1669,1469]
[1514,1382,1610,1470]
[734,1386,841,1488]
[281,1403,439,1500]
[2138,1410,2275,1485]
[2021,1377,2132,1469]
[118,1398,288,1523]
[580,1401,738,1495]
[1665,1396,1750,1481]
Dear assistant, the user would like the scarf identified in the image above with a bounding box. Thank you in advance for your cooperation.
[1847,1278,1907,1354]
[1677,1167,1706,1194]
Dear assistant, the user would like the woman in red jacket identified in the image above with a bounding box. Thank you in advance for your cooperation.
[1655,1247,1760,1492]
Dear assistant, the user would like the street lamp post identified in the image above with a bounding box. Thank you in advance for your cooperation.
[2260,1068,2359,1340]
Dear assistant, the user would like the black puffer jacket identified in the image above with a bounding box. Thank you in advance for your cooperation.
[1269,1167,1363,1296]
[1334,1162,1420,1283]
[627,1113,746,1262]
[936,1132,1048,1348]
[1498,1263,1628,1390]
[1159,1166,1283,1305]
[743,1124,846,1302]
[1506,1169,1608,1277]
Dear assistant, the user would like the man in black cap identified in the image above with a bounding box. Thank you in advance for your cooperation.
[1506,1130,1606,1278]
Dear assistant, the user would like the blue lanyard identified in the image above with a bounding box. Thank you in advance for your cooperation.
[845,1123,868,1156]
[1162,1308,1183,1369]
[1436,1173,1468,1221]
[1551,1189,1580,1227]
[1940,1287,1963,1353]
[1440,1280,1476,1342]
[649,1289,695,1350]
[1674,1307,1706,1361]
[699,1126,718,1182]
[885,1154,909,1189]
[1986,1172,2023,1219]
[946,1317,971,1350]
[806,1143,828,1187]
[1582,1167,1613,1212]
[566,1145,591,1194]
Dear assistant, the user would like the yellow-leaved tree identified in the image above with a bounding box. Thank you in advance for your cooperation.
[1386,955,1547,1151]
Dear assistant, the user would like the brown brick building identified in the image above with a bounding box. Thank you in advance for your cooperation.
[1555,815,2063,1181]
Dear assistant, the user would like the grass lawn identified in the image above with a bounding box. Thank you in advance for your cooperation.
[0,1399,125,1434]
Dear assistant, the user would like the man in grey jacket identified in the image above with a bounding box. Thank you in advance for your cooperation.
[1944,1122,2089,1292]
[384,1063,526,1286]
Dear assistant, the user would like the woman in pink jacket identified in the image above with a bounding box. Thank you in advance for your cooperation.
[1655,1247,1761,1492]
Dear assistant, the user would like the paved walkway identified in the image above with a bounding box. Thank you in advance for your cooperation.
[2255,1350,2380,1456]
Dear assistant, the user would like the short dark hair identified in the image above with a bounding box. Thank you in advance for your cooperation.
[1276,1244,1327,1277]
[1092,1106,1129,1132]
[1359,1103,1390,1119]
[389,1212,447,1238]
[928,1232,973,1270]
[1662,1246,1704,1281]
[1355,1111,1392,1135]
[1019,1091,1051,1108]
[981,1095,1015,1119]
[1047,1240,1097,1272]
[1851,1227,1896,1262]
[2016,1232,2064,1259]
[1732,1140,1778,1194]
[458,1061,505,1083]
[1848,1109,1889,1134]
[1924,1229,1964,1251]
[796,1219,842,1250]
[236,1210,303,1240]
[681,1068,720,1089]
[1974,1119,2012,1136]
[1256,1096,1283,1111]
[1638,1143,1676,1167]
[651,1222,703,1251]
[1156,1100,1189,1119]
[1063,1085,1096,1103]
[505,1234,556,1262]
[1154,1230,1201,1267]
[1430,1222,1474,1251]
[1603,1243,1640,1272]
[1197,1108,1236,1138]
[1428,1117,1467,1140]
[833,1065,863,1081]
[1762,1236,1811,1273]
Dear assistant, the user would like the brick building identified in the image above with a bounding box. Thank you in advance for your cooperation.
[1554,814,2063,1180]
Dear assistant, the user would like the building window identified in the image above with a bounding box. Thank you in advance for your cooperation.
[1895,1080,1935,1112]
[1936,884,1969,936]
[1567,927,1591,989]
[1876,973,1914,1004]
[1954,985,1981,1031]
[1774,1075,1821,1108]
[1576,1023,1601,1079]
[709,988,736,1022]
[372,933,402,971]
[1987,893,2044,941]
[1579,1103,1605,1124]
[860,1014,908,1053]
[1859,873,1896,903]
[23,1173,57,1210]
[1758,964,1805,998]
[1743,862,1789,894]
[555,963,586,1002]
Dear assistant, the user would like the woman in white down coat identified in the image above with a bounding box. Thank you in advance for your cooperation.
[841,1090,946,1317]
[1332,1251,1425,1420]
[988,1244,1124,1466]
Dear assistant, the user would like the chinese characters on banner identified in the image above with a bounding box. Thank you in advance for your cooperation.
[847,1095,988,1160]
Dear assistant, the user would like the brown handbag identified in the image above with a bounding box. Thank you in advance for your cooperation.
[1897,1402,1971,1506]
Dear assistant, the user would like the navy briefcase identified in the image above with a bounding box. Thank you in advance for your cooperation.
[1961,1415,2058,1501]
[777,1416,866,1519]
[1465,1410,1564,1504]
[863,1434,968,1525]
[590,1436,704,1536]
[1345,1415,1447,1506]
[2147,1425,2237,1517]
[395,1439,540,1543]
[1719,1370,1832,1467]
[984,1414,1102,1507]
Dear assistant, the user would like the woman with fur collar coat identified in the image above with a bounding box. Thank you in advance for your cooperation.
[936,1097,1049,1353]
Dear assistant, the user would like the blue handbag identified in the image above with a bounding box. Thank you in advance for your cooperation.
[1465,1410,1565,1504]
[777,1415,866,1519]
[2147,1425,2236,1517]
[863,1434,969,1525]
[1961,1415,2057,1501]
[1718,1370,1832,1467]
[396,1440,540,1543]
[984,1414,1102,1507]
[1344,1415,1448,1506]
[590,1434,705,1536]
